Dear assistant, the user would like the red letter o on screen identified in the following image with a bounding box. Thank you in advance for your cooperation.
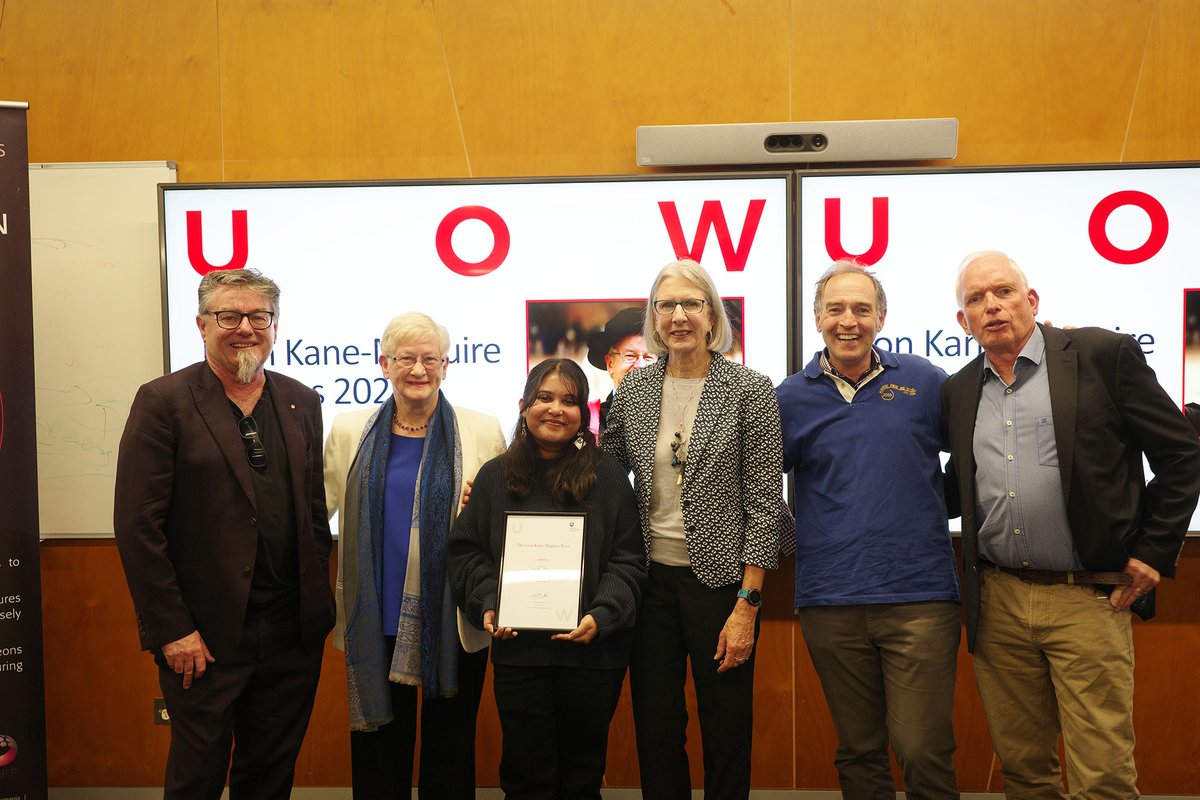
[1088,190,1168,265]
[436,206,510,277]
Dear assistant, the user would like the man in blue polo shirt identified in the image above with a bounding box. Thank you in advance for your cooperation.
[777,260,961,800]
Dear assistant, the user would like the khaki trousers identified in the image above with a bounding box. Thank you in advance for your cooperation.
[974,567,1137,800]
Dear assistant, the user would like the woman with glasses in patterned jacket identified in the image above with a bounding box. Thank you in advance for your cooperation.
[601,259,787,799]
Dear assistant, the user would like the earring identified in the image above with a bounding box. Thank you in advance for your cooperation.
[519,419,528,439]
[574,430,585,450]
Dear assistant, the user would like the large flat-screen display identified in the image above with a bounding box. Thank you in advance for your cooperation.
[161,174,792,442]
[797,162,1200,530]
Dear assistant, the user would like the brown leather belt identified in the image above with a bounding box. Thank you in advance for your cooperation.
[984,561,1132,586]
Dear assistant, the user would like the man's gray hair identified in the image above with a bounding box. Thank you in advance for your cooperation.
[813,259,887,314]
[197,268,281,315]
[954,251,1029,308]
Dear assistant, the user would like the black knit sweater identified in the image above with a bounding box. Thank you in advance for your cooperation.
[447,450,645,669]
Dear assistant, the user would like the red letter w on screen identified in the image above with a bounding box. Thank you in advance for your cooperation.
[187,210,250,276]
[658,199,766,272]
[824,197,889,265]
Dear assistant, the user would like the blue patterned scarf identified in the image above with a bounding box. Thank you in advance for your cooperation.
[343,392,463,732]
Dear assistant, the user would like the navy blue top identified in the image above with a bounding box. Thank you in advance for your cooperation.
[777,349,960,607]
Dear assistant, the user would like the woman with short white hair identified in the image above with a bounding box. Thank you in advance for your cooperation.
[323,311,505,799]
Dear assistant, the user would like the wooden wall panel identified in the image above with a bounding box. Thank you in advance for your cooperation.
[216,0,470,181]
[436,0,793,176]
[1130,552,1200,793]
[40,542,168,785]
[292,632,352,785]
[1125,0,1200,161]
[752,564,800,787]
[788,0,1157,166]
[0,0,224,181]
[42,540,1200,791]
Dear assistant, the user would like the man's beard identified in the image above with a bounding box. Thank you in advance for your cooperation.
[235,349,263,384]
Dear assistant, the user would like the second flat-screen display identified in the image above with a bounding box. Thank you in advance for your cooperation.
[798,162,1200,530]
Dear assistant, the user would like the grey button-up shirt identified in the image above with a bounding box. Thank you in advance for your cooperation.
[973,326,1081,570]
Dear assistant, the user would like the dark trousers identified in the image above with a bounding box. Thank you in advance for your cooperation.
[350,643,489,800]
[492,662,626,800]
[157,609,324,800]
[798,602,961,800]
[630,563,757,800]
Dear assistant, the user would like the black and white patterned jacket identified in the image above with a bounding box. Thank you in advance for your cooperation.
[601,353,786,588]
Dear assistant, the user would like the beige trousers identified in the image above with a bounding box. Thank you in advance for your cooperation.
[974,566,1137,800]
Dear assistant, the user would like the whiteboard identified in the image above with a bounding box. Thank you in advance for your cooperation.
[30,161,177,537]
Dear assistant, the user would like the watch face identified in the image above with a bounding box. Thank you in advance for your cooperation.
[739,588,762,606]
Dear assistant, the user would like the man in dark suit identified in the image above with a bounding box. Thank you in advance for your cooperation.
[943,251,1200,799]
[114,268,334,800]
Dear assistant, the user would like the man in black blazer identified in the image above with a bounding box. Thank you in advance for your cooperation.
[943,251,1200,799]
[114,268,334,800]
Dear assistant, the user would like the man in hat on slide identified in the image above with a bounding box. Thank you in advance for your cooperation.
[586,305,656,436]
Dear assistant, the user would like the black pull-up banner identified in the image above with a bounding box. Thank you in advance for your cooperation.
[0,100,48,800]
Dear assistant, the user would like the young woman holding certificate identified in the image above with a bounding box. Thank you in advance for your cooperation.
[448,357,645,800]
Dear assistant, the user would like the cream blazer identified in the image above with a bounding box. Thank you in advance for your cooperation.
[323,404,506,652]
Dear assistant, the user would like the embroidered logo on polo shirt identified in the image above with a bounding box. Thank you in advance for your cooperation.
[879,383,917,400]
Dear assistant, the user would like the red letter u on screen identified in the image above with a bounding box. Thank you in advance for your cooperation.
[824,197,888,265]
[187,210,249,276]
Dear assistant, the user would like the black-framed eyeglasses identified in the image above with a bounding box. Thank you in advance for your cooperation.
[608,350,658,366]
[209,310,275,330]
[387,354,446,370]
[652,298,707,316]
[238,415,267,468]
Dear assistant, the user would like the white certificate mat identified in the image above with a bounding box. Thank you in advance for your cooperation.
[497,512,586,631]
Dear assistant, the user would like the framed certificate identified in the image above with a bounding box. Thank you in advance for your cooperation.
[497,511,587,631]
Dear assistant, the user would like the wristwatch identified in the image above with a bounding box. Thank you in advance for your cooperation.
[737,588,763,608]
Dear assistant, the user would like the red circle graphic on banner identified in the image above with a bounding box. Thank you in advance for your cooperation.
[435,206,510,277]
[1088,190,1168,265]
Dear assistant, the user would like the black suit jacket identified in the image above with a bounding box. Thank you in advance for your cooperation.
[114,361,334,661]
[944,324,1200,650]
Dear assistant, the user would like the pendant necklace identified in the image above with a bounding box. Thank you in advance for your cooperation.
[668,377,704,486]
